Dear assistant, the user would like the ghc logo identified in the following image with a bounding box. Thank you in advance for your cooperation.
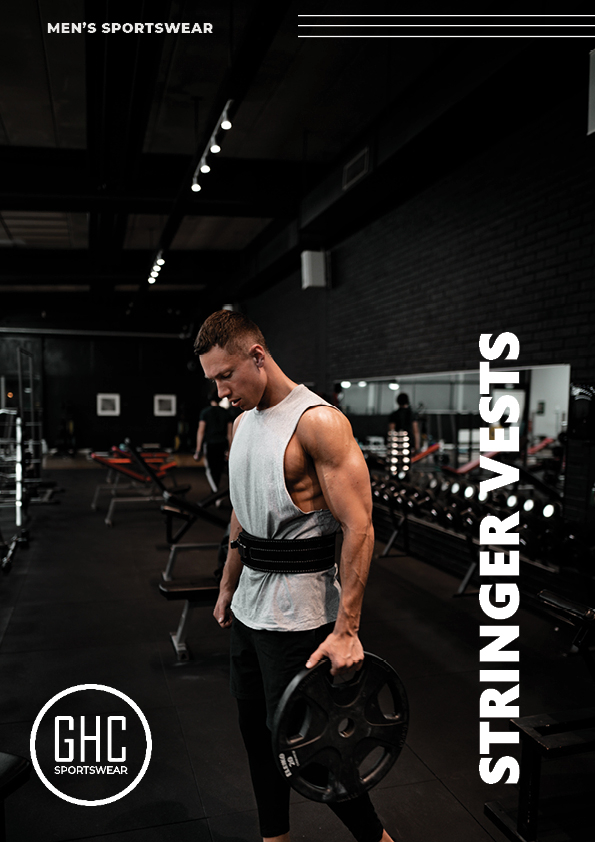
[54,715,128,766]
[31,684,151,805]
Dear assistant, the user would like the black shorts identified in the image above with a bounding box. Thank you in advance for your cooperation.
[230,617,335,729]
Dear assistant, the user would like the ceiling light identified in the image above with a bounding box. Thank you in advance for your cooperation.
[210,143,221,154]
[341,381,352,389]
[523,499,534,512]
[388,383,399,391]
[200,163,211,173]
[156,258,165,266]
[150,271,158,278]
[148,278,156,285]
[358,381,367,387]
[191,179,201,192]
[543,503,555,518]
[221,119,232,130]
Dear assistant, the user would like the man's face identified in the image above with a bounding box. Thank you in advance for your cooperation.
[200,344,265,411]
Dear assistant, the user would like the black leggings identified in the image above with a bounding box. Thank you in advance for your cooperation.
[237,697,384,842]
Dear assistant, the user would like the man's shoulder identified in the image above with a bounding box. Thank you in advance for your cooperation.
[297,405,352,448]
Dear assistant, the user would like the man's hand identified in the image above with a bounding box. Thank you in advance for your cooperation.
[213,590,234,628]
[306,632,364,676]
[193,450,201,461]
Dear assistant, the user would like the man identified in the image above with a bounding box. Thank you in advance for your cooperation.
[195,310,394,842]
[388,392,421,453]
[193,387,232,496]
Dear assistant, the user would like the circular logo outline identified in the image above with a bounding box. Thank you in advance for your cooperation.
[30,683,152,806]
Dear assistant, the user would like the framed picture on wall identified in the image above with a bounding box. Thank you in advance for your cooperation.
[96,393,120,416]
[154,394,177,416]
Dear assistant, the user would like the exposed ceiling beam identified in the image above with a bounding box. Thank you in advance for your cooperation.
[0,249,241,286]
[0,152,306,217]
[84,0,172,267]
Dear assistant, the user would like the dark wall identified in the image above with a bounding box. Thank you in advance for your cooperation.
[246,272,328,392]
[245,96,595,390]
[0,334,207,451]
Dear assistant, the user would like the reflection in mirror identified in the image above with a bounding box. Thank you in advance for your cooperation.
[338,365,570,474]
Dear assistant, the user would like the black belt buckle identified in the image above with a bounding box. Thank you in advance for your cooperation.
[230,535,250,562]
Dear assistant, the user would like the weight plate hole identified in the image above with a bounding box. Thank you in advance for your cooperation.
[377,684,396,717]
[301,762,329,788]
[338,717,355,737]
[358,746,385,779]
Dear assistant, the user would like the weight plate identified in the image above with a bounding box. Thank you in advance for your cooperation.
[272,651,408,803]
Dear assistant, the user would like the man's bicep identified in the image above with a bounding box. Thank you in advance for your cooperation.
[315,441,372,529]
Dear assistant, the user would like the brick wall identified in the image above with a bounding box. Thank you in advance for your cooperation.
[246,98,595,389]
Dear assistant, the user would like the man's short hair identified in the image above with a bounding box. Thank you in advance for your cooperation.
[194,310,269,356]
[397,393,410,407]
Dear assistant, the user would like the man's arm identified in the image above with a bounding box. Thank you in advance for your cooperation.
[213,412,244,627]
[213,508,243,628]
[194,420,206,461]
[298,407,374,675]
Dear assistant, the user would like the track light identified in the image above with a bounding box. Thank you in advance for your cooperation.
[210,143,221,154]
[200,162,211,173]
[191,178,201,192]
[148,278,156,285]
[221,118,232,130]
[388,383,399,391]
[156,258,165,266]
[341,381,352,389]
[150,271,158,279]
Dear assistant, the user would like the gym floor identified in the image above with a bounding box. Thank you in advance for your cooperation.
[1,467,593,842]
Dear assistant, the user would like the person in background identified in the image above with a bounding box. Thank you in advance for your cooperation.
[388,392,421,453]
[194,387,232,494]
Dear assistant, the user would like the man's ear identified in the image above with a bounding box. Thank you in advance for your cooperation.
[249,344,266,368]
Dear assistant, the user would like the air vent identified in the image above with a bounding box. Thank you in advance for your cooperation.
[342,148,369,191]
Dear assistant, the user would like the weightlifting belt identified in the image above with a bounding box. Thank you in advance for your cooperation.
[230,530,337,574]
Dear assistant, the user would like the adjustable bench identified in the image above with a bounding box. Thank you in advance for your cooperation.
[90,448,190,526]
[158,579,220,661]
[124,440,229,661]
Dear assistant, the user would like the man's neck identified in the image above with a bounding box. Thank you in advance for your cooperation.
[257,361,298,410]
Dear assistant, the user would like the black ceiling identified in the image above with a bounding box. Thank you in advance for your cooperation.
[1,4,593,333]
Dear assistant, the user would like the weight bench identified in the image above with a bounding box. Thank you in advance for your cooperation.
[0,752,31,842]
[123,439,228,580]
[158,579,219,661]
[485,589,595,842]
[122,440,230,660]
[91,449,190,526]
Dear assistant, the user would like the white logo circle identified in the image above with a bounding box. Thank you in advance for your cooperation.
[30,684,152,806]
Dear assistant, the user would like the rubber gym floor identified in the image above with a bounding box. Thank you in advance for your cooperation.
[1,465,593,842]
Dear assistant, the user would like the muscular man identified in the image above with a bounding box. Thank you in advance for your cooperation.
[195,310,394,842]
